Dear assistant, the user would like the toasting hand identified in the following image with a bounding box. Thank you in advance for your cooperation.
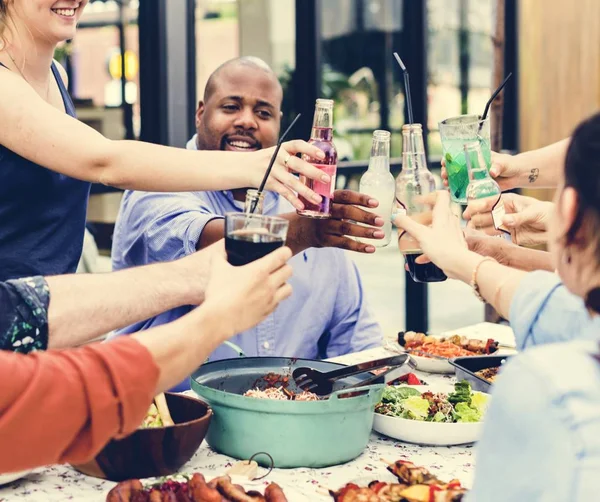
[441,151,521,191]
[463,192,551,246]
[308,190,387,253]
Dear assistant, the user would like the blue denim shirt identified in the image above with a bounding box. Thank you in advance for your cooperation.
[510,271,595,350]
[467,272,600,501]
[109,136,382,390]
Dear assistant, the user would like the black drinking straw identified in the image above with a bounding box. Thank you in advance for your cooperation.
[478,72,513,133]
[249,112,302,215]
[393,52,421,185]
[393,52,413,125]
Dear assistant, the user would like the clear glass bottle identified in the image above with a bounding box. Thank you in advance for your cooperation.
[297,99,338,218]
[244,189,265,214]
[358,130,396,247]
[395,124,447,283]
[464,141,511,237]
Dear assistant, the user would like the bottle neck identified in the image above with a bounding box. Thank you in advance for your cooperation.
[369,136,391,172]
[401,130,428,173]
[310,126,333,141]
[465,146,490,181]
[368,156,391,173]
[311,105,333,141]
[469,166,490,181]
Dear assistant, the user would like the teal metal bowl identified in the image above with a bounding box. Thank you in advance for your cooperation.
[190,356,384,468]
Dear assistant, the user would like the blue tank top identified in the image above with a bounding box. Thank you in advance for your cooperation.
[0,62,91,280]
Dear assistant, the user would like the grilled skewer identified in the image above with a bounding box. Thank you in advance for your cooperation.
[386,459,444,486]
[399,331,500,354]
[329,480,466,502]
[106,474,288,502]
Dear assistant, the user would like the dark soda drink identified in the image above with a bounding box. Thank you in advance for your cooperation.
[396,124,447,284]
[225,229,284,266]
[405,253,447,283]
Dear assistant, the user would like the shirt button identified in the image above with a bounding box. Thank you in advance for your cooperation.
[263,341,270,349]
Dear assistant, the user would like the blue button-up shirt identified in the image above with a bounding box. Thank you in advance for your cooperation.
[109,136,382,390]
[467,272,600,501]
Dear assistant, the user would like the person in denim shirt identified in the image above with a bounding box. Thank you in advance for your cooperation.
[110,58,383,391]
[393,112,600,501]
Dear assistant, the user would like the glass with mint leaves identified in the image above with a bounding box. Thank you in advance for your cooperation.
[439,114,492,204]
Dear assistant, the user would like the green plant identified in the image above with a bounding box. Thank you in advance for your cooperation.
[53,42,72,64]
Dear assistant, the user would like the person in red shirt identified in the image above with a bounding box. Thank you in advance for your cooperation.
[0,245,292,473]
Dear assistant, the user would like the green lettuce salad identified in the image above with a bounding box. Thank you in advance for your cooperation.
[375,381,488,423]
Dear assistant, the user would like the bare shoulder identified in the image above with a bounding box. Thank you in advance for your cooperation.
[52,59,69,87]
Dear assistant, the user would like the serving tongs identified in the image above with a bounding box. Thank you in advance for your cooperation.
[292,354,416,396]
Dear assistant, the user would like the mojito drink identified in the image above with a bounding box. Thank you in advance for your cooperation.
[444,138,492,203]
[439,114,491,204]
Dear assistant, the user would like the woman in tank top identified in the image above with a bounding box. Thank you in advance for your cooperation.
[0,0,326,280]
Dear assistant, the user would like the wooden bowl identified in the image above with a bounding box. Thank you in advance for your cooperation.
[72,393,212,481]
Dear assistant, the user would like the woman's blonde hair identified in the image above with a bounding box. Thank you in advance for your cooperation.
[0,0,10,49]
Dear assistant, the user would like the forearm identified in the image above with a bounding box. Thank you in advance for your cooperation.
[512,138,569,188]
[506,245,554,272]
[445,251,528,319]
[102,140,252,192]
[278,213,317,255]
[132,304,230,392]
[45,258,205,348]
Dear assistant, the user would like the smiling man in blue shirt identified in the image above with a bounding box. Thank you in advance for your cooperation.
[111,57,384,390]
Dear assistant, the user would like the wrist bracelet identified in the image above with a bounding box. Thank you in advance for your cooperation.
[471,257,496,302]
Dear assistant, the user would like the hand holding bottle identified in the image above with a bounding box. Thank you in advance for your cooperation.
[441,150,520,191]
[463,192,552,246]
[393,191,468,280]
[300,190,385,253]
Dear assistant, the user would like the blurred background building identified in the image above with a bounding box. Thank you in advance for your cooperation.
[66,0,600,337]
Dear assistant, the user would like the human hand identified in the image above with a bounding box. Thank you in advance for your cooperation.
[203,246,293,338]
[305,190,386,253]
[463,228,512,265]
[393,191,468,278]
[250,140,328,211]
[463,193,551,246]
[441,151,521,191]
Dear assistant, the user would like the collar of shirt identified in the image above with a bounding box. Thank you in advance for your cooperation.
[186,134,283,214]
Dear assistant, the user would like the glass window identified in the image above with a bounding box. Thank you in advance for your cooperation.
[68,1,140,140]
[427,0,494,158]
[319,0,405,162]
[196,0,240,102]
[195,0,296,127]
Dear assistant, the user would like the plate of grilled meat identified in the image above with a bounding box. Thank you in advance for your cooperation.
[329,459,467,501]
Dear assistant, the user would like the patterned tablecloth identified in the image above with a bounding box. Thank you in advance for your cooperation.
[0,325,515,502]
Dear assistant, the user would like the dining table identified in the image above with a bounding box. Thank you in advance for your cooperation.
[0,322,515,502]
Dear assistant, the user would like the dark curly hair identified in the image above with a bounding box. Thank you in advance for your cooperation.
[563,112,600,311]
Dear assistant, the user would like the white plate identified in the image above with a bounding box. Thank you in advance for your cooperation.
[384,341,455,374]
[372,385,488,446]
[388,327,517,374]
[0,470,31,486]
[440,322,516,348]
